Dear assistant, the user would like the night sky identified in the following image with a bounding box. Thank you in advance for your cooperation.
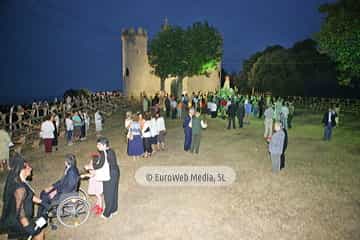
[0,0,334,104]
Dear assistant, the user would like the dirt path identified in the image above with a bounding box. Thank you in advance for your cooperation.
[1,111,360,240]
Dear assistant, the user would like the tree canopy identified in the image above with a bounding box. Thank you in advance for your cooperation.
[316,0,360,87]
[148,21,223,96]
[234,39,357,97]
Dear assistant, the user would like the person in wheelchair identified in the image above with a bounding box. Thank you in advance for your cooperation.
[38,154,80,217]
[0,154,46,240]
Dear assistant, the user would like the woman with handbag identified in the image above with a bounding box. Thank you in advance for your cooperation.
[91,137,120,219]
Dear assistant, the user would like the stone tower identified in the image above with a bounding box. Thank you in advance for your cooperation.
[121,27,159,97]
[121,26,221,97]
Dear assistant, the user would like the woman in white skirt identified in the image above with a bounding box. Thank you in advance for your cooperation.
[95,110,103,135]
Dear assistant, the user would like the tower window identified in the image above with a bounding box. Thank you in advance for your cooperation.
[126,68,130,77]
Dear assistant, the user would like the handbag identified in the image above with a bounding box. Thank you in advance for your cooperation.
[94,151,110,181]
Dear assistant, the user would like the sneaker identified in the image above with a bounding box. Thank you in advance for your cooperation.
[111,211,118,217]
[101,214,111,220]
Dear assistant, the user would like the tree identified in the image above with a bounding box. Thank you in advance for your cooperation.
[148,26,186,91]
[316,0,360,86]
[290,39,339,97]
[248,48,300,96]
[148,21,223,97]
[63,88,92,98]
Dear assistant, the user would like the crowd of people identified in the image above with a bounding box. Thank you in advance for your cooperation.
[0,86,356,239]
[125,111,167,160]
[40,109,103,153]
[0,91,120,135]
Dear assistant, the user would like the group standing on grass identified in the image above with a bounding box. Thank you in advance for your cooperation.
[126,110,167,160]
[40,109,103,152]
[0,87,351,240]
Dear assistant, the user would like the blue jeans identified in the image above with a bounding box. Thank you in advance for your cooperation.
[323,124,332,141]
[66,130,73,143]
[271,153,281,173]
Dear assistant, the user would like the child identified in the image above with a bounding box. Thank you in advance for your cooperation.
[82,153,104,216]
[65,113,74,146]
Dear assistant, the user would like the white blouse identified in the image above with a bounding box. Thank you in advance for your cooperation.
[155,117,166,132]
[40,120,55,139]
[149,118,159,137]
[142,120,152,138]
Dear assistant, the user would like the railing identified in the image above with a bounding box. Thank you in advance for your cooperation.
[0,94,140,150]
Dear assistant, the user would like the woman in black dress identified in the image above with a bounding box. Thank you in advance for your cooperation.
[0,154,46,239]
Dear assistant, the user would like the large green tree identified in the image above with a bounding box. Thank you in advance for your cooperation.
[148,26,186,91]
[316,0,360,86]
[148,21,223,97]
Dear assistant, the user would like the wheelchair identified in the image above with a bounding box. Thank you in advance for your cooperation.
[47,188,90,229]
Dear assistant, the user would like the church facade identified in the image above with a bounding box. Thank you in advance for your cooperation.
[121,27,221,97]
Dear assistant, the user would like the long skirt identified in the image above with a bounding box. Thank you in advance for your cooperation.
[44,138,53,153]
[127,135,144,156]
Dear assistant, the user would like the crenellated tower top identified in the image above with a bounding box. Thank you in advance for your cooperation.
[121,27,148,38]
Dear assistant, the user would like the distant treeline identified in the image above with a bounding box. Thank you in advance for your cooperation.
[227,39,360,98]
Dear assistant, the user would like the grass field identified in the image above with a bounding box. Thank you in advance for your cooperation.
[0,108,359,240]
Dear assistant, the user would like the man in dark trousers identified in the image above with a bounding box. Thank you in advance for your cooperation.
[165,95,171,118]
[227,98,236,129]
[237,99,245,128]
[258,96,265,118]
[280,126,288,170]
[183,108,194,151]
[322,107,337,141]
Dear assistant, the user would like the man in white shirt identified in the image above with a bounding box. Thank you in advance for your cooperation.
[209,102,217,118]
[280,104,289,130]
[264,105,274,141]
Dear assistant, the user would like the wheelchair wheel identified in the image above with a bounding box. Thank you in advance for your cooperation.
[57,196,90,228]
[78,187,88,201]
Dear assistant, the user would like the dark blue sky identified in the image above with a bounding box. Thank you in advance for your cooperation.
[0,0,333,104]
